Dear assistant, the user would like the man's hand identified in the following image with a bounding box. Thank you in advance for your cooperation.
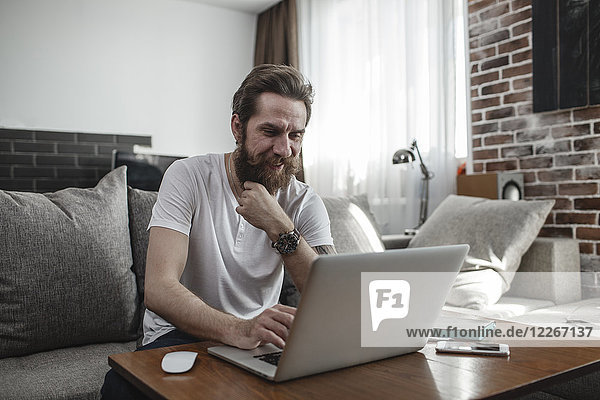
[236,181,294,241]
[229,304,296,349]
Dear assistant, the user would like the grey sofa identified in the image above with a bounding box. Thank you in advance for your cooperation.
[383,234,583,315]
[323,195,585,322]
[0,168,587,400]
[0,167,156,400]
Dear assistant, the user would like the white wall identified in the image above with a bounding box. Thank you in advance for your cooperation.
[0,0,256,156]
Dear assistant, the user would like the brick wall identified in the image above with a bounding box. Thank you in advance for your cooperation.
[0,128,151,192]
[468,0,600,271]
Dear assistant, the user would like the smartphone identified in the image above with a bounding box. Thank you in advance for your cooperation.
[435,341,510,356]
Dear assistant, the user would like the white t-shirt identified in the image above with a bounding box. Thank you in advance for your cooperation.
[142,153,333,345]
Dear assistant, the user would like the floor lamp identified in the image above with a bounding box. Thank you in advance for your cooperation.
[392,139,434,235]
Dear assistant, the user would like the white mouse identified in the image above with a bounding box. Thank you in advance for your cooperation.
[161,351,198,374]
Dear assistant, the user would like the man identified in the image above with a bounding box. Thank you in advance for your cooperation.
[101,64,335,398]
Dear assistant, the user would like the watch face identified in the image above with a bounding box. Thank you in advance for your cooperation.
[274,232,299,254]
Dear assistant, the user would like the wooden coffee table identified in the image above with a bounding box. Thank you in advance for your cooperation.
[109,340,600,399]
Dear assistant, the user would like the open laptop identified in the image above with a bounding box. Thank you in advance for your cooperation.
[208,244,468,382]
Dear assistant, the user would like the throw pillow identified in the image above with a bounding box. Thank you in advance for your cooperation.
[321,195,385,254]
[408,194,554,309]
[0,167,138,358]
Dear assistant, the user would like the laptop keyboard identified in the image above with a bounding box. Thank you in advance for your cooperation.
[254,351,282,366]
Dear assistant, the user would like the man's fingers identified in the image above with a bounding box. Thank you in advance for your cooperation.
[235,205,244,216]
[243,181,258,190]
[242,180,270,195]
[273,304,297,315]
[249,318,287,349]
[257,328,286,349]
[268,309,295,330]
[248,305,297,349]
[257,313,291,340]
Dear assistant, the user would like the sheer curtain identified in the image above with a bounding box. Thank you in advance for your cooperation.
[297,0,468,234]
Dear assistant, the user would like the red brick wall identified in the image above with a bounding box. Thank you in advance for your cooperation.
[468,0,600,270]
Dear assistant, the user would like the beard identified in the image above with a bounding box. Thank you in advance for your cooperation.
[233,142,301,195]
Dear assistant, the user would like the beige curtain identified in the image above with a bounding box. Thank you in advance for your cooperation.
[254,0,304,181]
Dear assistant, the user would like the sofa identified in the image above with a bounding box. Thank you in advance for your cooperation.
[0,167,593,399]
[321,194,590,324]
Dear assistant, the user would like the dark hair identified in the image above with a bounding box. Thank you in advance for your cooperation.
[232,64,314,129]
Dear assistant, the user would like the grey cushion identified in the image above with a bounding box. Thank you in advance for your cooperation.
[0,341,136,400]
[127,187,158,345]
[408,195,554,309]
[506,238,582,304]
[322,195,385,254]
[345,194,382,238]
[0,167,138,358]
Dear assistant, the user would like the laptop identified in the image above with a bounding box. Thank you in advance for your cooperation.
[208,244,468,382]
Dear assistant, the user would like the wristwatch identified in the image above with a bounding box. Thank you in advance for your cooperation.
[272,229,301,255]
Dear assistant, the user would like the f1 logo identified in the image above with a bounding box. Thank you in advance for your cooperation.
[368,280,411,331]
[361,272,415,347]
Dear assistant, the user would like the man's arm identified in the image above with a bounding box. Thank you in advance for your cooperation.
[144,226,295,349]
[279,244,337,307]
[313,245,337,255]
[278,243,337,293]
[236,181,334,292]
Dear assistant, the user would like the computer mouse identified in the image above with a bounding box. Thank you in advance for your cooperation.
[161,351,198,374]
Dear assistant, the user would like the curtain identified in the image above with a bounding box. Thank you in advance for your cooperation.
[255,0,299,67]
[297,0,468,234]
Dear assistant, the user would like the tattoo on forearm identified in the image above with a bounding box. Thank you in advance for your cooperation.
[312,245,337,255]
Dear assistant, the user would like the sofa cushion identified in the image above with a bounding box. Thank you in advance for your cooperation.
[408,195,554,309]
[507,238,582,304]
[0,167,138,358]
[0,341,136,400]
[321,194,384,254]
[127,187,158,344]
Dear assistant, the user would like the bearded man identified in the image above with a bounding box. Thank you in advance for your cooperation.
[102,64,335,400]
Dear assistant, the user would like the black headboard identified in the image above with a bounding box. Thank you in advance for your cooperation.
[111,151,185,191]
